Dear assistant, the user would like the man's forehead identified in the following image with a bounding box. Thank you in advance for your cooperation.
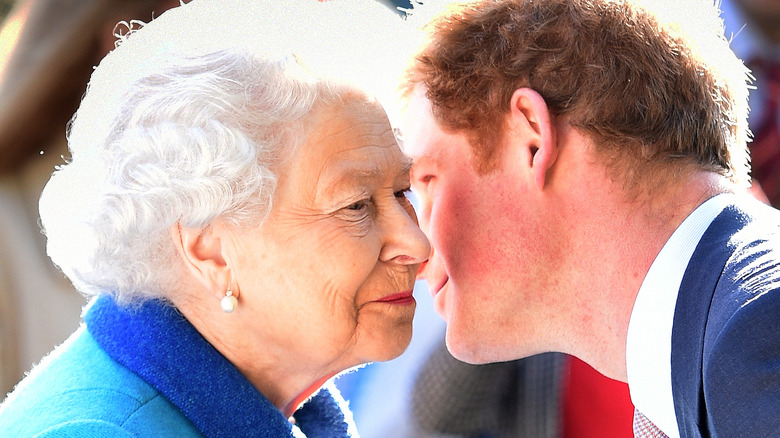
[400,89,438,157]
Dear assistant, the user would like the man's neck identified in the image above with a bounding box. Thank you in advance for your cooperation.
[556,170,731,381]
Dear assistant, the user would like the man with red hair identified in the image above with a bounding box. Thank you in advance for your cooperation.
[401,0,780,436]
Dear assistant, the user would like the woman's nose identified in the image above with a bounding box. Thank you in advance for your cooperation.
[379,203,432,265]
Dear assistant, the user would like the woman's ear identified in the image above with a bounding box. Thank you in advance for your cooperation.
[169,223,229,299]
[508,88,558,190]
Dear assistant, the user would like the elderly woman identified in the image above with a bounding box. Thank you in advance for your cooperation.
[0,1,428,436]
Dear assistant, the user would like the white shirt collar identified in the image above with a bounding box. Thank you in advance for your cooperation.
[626,194,732,437]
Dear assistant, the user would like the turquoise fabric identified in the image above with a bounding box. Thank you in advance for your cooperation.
[0,296,357,437]
[0,327,201,437]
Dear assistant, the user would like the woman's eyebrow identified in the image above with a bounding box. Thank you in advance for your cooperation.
[399,158,413,176]
[318,158,412,200]
[316,163,384,200]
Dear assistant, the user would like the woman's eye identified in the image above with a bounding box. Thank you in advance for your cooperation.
[345,200,369,211]
[394,188,412,199]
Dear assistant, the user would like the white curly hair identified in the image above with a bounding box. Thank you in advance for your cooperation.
[38,0,405,305]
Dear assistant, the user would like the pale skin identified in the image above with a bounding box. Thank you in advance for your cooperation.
[168,95,430,417]
[403,86,732,381]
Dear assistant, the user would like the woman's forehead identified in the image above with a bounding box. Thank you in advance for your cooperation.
[280,98,409,199]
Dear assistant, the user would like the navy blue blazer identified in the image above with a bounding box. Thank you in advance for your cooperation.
[672,197,780,438]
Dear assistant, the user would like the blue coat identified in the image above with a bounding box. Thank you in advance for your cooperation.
[0,296,357,437]
[672,198,780,438]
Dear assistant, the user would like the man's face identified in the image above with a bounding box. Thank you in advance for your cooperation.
[402,89,563,363]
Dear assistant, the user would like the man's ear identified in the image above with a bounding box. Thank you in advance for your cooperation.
[508,88,557,189]
[169,223,230,300]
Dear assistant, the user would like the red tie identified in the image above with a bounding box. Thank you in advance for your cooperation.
[748,59,780,207]
[632,410,669,438]
[562,356,634,438]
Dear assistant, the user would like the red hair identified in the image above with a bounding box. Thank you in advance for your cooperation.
[405,0,750,189]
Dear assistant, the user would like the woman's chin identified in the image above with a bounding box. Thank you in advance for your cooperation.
[360,323,414,364]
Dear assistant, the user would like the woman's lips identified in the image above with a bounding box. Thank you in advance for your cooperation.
[374,290,416,305]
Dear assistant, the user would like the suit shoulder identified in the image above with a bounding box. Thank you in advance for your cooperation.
[710,201,780,335]
[703,274,780,437]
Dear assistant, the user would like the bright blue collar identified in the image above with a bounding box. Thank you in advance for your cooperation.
[85,295,353,437]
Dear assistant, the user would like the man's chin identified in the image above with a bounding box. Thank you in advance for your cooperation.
[444,328,496,365]
[444,325,541,365]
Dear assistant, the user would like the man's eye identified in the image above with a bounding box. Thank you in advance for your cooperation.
[410,169,434,188]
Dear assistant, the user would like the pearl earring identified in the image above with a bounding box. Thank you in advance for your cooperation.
[221,286,238,313]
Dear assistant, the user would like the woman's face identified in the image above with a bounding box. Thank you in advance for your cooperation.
[221,96,430,377]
